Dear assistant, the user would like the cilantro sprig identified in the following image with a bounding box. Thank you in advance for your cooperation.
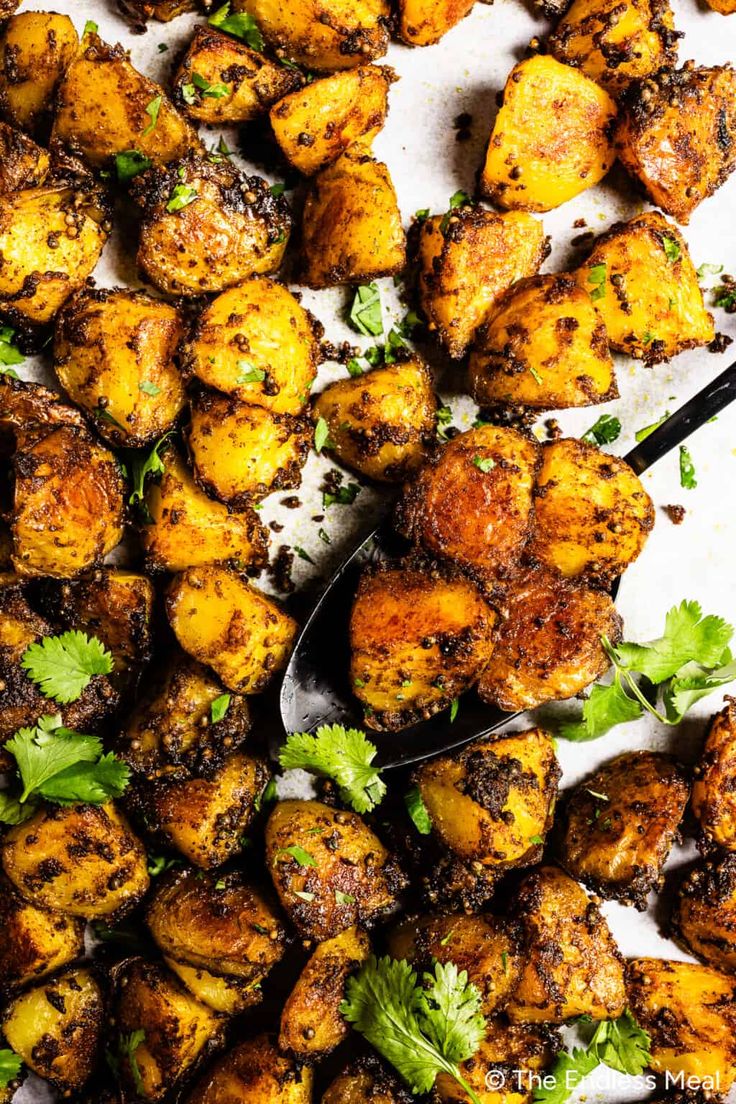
[534,1010,651,1104]
[279,725,386,813]
[128,432,173,510]
[0,1049,22,1089]
[209,2,264,50]
[22,630,114,704]
[0,325,24,369]
[582,414,621,446]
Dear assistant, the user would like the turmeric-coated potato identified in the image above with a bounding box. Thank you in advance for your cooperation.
[0,373,84,431]
[549,0,678,95]
[705,0,736,10]
[186,1035,313,1104]
[184,278,320,414]
[131,155,291,297]
[507,866,626,1023]
[477,566,621,711]
[0,12,79,134]
[626,957,736,1092]
[266,799,406,941]
[350,559,496,731]
[118,0,199,24]
[616,64,736,223]
[279,926,370,1058]
[2,802,149,919]
[2,968,103,1094]
[692,699,736,851]
[435,1018,558,1104]
[395,424,539,590]
[313,358,437,483]
[0,573,51,664]
[235,0,391,71]
[0,121,49,192]
[173,26,300,125]
[573,211,714,362]
[559,751,690,908]
[397,0,476,46]
[322,1056,412,1104]
[480,55,617,212]
[417,207,547,359]
[529,437,655,581]
[0,874,85,994]
[674,855,736,973]
[270,65,393,176]
[165,958,263,1015]
[301,145,406,287]
[469,275,617,411]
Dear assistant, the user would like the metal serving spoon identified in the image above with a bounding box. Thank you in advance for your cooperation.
[279,361,736,769]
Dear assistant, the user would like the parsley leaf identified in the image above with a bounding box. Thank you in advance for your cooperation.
[21,631,114,704]
[582,414,621,446]
[0,326,24,367]
[115,149,152,183]
[279,725,386,813]
[405,785,432,834]
[210,693,231,723]
[209,2,264,50]
[349,284,383,337]
[142,95,162,137]
[0,1049,22,1089]
[679,444,697,489]
[166,182,198,212]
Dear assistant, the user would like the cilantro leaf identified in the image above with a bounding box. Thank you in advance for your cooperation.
[324,482,361,508]
[635,410,670,442]
[209,2,264,49]
[440,190,472,233]
[0,326,24,367]
[210,693,231,723]
[405,785,432,834]
[0,1049,22,1089]
[21,631,114,704]
[138,380,161,396]
[279,725,386,813]
[533,1047,600,1104]
[663,657,736,722]
[82,20,98,36]
[0,791,37,825]
[115,150,152,183]
[472,455,495,473]
[236,359,266,384]
[37,752,130,804]
[166,182,198,212]
[614,601,733,684]
[128,432,172,506]
[142,95,162,137]
[349,284,383,337]
[274,844,317,867]
[587,263,606,301]
[662,235,681,264]
[314,416,333,454]
[679,444,697,489]
[120,1030,146,1095]
[147,853,181,877]
[191,72,229,98]
[534,1011,650,1104]
[559,675,642,741]
[582,414,621,446]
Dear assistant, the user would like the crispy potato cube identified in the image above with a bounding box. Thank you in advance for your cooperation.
[235,0,391,71]
[0,121,49,192]
[131,155,291,297]
[118,0,199,25]
[279,926,370,1058]
[674,855,736,972]
[481,55,617,212]
[266,799,406,941]
[313,358,437,483]
[0,874,85,994]
[692,699,736,850]
[417,207,547,359]
[573,211,714,362]
[184,277,320,413]
[186,1035,312,1104]
[507,866,626,1023]
[477,566,621,711]
[0,12,79,133]
[529,437,655,581]
[323,1056,412,1104]
[165,958,263,1015]
[705,0,736,10]
[469,274,617,411]
[270,65,392,176]
[397,0,476,45]
[350,559,496,731]
[559,751,689,907]
[616,65,736,223]
[301,145,406,287]
[435,1018,558,1104]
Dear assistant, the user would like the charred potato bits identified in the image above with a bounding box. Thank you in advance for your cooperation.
[674,854,736,972]
[692,698,736,851]
[185,1035,312,1104]
[0,874,85,995]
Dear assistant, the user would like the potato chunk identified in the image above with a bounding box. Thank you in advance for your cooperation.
[674,855,736,972]
[477,566,621,711]
[165,959,263,1015]
[270,65,392,175]
[118,0,199,24]
[507,866,626,1023]
[0,874,85,994]
[0,121,49,192]
[266,799,406,941]
[279,926,370,1058]
[481,55,617,212]
[395,424,539,590]
[529,437,655,581]
[350,559,496,731]
[313,358,437,483]
[573,211,714,362]
[559,751,689,907]
[469,275,617,411]
[301,145,406,287]
[0,12,79,134]
[0,373,84,431]
[706,0,736,10]
[417,207,547,359]
[692,699,736,851]
[235,0,391,71]
[131,155,291,296]
[186,1035,312,1104]
[435,1018,557,1104]
[323,1056,412,1104]
[397,0,476,45]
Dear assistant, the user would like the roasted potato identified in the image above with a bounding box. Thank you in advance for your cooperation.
[477,566,621,711]
[0,121,49,192]
[469,275,617,411]
[173,26,300,125]
[395,424,539,591]
[349,559,496,731]
[266,799,406,941]
[2,967,103,1094]
[558,751,689,907]
[301,145,406,287]
[396,0,476,46]
[270,65,392,176]
[507,865,626,1023]
[279,926,371,1058]
[322,1055,413,1104]
[480,55,617,212]
[166,565,298,693]
[131,155,291,296]
[417,207,547,359]
[0,874,85,994]
[184,277,320,414]
[118,0,200,25]
[313,358,437,483]
[705,0,736,10]
[674,855,736,972]
[529,437,655,581]
[0,12,79,134]
[616,64,736,223]
[54,288,186,448]
[2,802,150,919]
[0,571,52,663]
[235,0,391,71]
[185,1035,313,1104]
[0,373,84,430]
[573,211,714,362]
[692,699,736,851]
[435,1018,558,1104]
[164,959,263,1015]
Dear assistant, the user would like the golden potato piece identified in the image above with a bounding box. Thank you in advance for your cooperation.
[118,0,199,24]
[627,957,736,1092]
[469,275,617,411]
[270,65,392,175]
[0,572,50,664]
[435,1018,557,1104]
[266,799,406,941]
[165,958,263,1015]
[301,145,406,287]
[559,751,689,907]
[705,0,736,10]
[674,855,736,972]
[350,559,496,731]
[477,566,621,711]
[235,0,391,71]
[692,699,736,851]
[185,1035,312,1104]
[0,373,84,431]
[2,967,103,1094]
[573,211,714,362]
[397,0,476,45]
[0,12,79,134]
[529,437,655,581]
[0,874,85,994]
[481,55,617,212]
[417,207,547,359]
[0,121,49,192]
[184,277,320,413]
[507,866,626,1023]
[323,1056,412,1104]
[313,358,437,483]
[395,424,539,589]
[131,155,291,296]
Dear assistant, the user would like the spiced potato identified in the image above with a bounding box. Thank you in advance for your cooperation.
[435,1018,558,1104]
[118,0,200,24]
[322,1056,412,1104]
[234,0,391,71]
[0,121,49,192]
[0,11,79,134]
[397,0,476,45]
[0,874,85,995]
[692,699,736,851]
[674,854,736,973]
[185,1035,313,1104]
